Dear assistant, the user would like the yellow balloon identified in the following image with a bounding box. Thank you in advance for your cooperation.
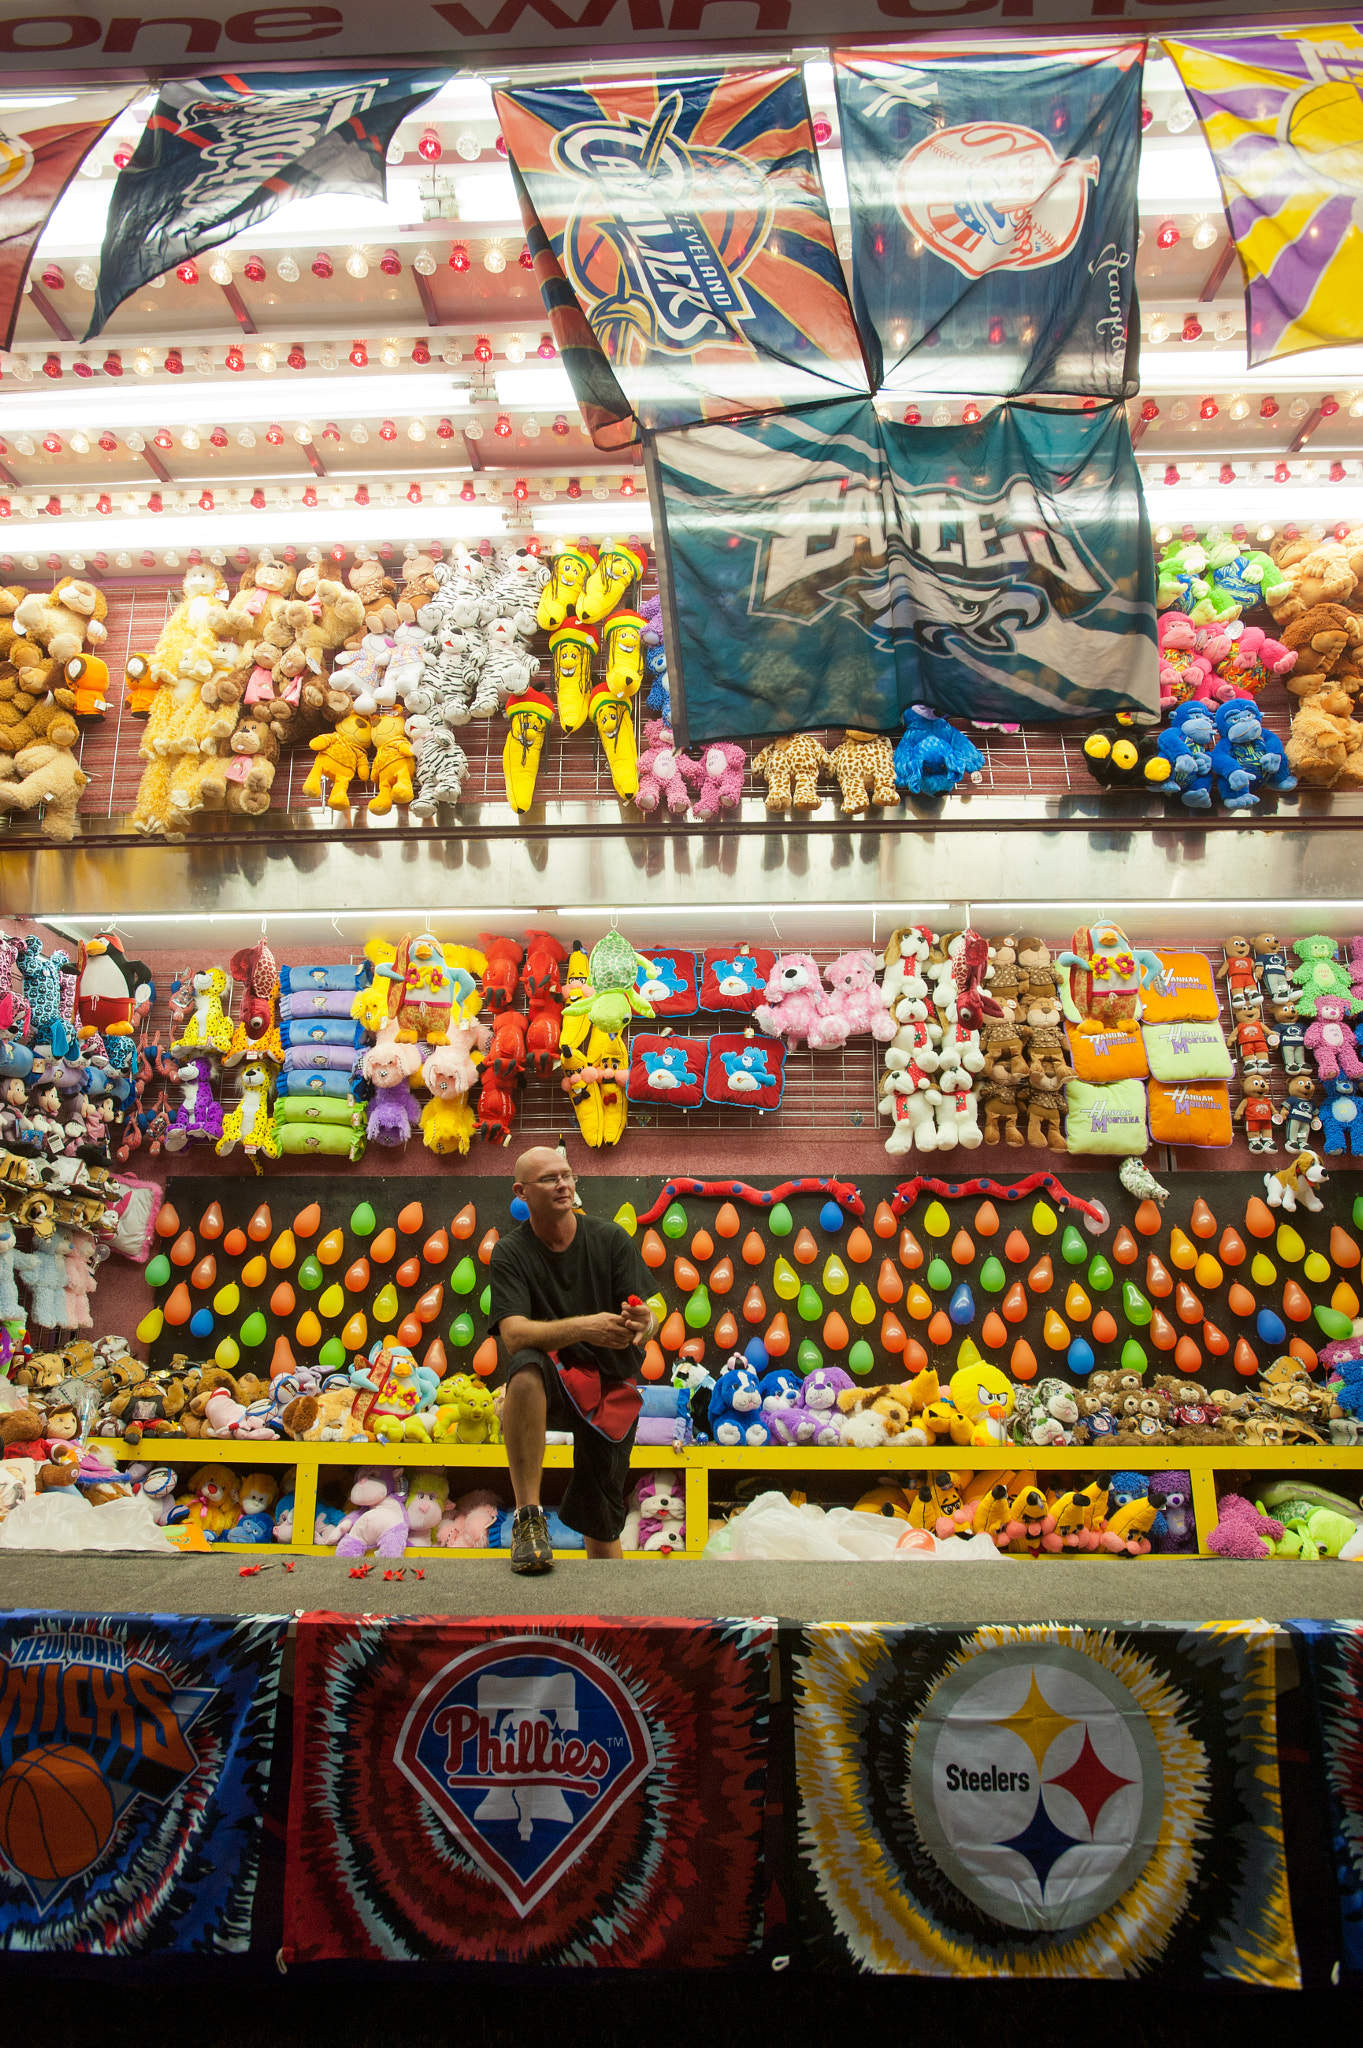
[318,1283,345,1319]
[773,1256,800,1301]
[212,1282,240,1316]
[822,1255,850,1296]
[135,1308,164,1345]
[215,1335,240,1369]
[849,1283,876,1326]
[922,1201,951,1238]
[372,1281,400,1325]
[316,1227,345,1266]
[270,1229,297,1270]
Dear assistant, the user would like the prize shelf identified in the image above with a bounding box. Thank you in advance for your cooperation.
[89,1436,1363,1561]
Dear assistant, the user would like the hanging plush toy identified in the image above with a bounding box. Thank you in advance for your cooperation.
[75,933,153,1042]
[600,611,647,699]
[577,542,645,625]
[538,543,597,632]
[548,625,597,734]
[502,687,554,812]
[588,679,639,798]
[370,934,474,1048]
[1057,919,1168,1031]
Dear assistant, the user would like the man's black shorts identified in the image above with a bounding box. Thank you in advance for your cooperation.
[505,1347,638,1543]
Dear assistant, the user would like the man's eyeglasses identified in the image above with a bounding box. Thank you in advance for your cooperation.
[533,1171,576,1187]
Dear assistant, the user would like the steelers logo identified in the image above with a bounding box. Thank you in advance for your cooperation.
[0,133,35,198]
[910,1644,1163,1932]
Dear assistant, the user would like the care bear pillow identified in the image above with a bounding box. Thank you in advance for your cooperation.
[703,1032,786,1111]
[626,1034,705,1107]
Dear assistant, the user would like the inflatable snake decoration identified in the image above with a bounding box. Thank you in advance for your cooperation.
[636,1175,865,1227]
[890,1171,1108,1229]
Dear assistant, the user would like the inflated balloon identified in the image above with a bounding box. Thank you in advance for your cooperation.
[610,1202,637,1237]
[336,1310,366,1351]
[928,1309,952,1348]
[1331,1225,1361,1268]
[414,1284,443,1325]
[198,1201,223,1241]
[1290,1337,1319,1370]
[948,1284,975,1327]
[640,1229,667,1270]
[144,1252,172,1290]
[1042,1308,1069,1351]
[1304,1250,1331,1285]
[265,1336,296,1382]
[899,1228,923,1270]
[1064,1282,1090,1321]
[1060,1224,1087,1266]
[397,1316,424,1350]
[343,1257,370,1294]
[1245,1196,1275,1239]
[926,1257,952,1293]
[1233,1337,1258,1377]
[918,1200,947,1240]
[478,1229,500,1266]
[823,1311,849,1350]
[1120,1339,1147,1373]
[690,1229,714,1263]
[269,1230,296,1270]
[169,1229,196,1267]
[318,1283,345,1320]
[820,1201,844,1233]
[685,1286,711,1331]
[1111,1226,1138,1266]
[880,1312,907,1354]
[288,1200,320,1240]
[796,1283,823,1323]
[473,1337,499,1378]
[769,1203,793,1237]
[1026,1256,1053,1293]
[1174,1281,1202,1324]
[451,1257,477,1295]
[710,1256,734,1295]
[190,1254,216,1291]
[239,1310,267,1347]
[1227,1282,1256,1318]
[1067,1338,1094,1375]
[1133,1200,1162,1237]
[715,1311,739,1351]
[422,1338,449,1381]
[1001,1281,1029,1324]
[873,1201,897,1239]
[1087,1254,1114,1292]
[449,1313,475,1348]
[247,1204,272,1243]
[344,1203,373,1240]
[1031,1201,1057,1236]
[848,1340,875,1377]
[1218,1228,1246,1267]
[1332,1280,1361,1318]
[846,1226,873,1266]
[135,1307,164,1345]
[1194,1253,1223,1290]
[395,1256,421,1289]
[1190,1196,1217,1239]
[765,1313,790,1357]
[743,1285,766,1325]
[1168,1227,1196,1270]
[155,1203,179,1239]
[372,1282,399,1325]
[1314,1303,1355,1340]
[673,1257,702,1296]
[1145,1254,1172,1297]
[850,1283,876,1327]
[298,1255,323,1293]
[741,1231,765,1267]
[296,1310,322,1348]
[1250,1253,1277,1287]
[982,1311,1008,1351]
[906,1282,933,1322]
[974,1200,1000,1237]
[1202,1319,1229,1355]
[1004,1230,1029,1264]
[316,1227,344,1267]
[659,1310,686,1351]
[1010,1339,1038,1381]
[977,1256,1005,1296]
[480,1284,491,1319]
[1174,1335,1202,1374]
[1256,1308,1287,1346]
[241,1255,267,1290]
[1279,1278,1310,1323]
[1276,1223,1306,1263]
[212,1281,240,1316]
[793,1227,818,1266]
[903,1339,930,1375]
[1092,1308,1118,1346]
[773,1256,800,1301]
[715,1203,741,1239]
[452,1203,477,1240]
[662,1202,688,1239]
[223,1228,247,1259]
[949,1229,975,1268]
[646,1291,666,1326]
[822,1254,850,1296]
[215,1336,241,1370]
[1122,1281,1151,1326]
[270,1282,295,1318]
[641,1341,666,1382]
[1149,1309,1177,1353]
[797,1339,823,1375]
[397,1202,423,1236]
[318,1337,347,1369]
[368,1227,396,1265]
[877,1258,904,1304]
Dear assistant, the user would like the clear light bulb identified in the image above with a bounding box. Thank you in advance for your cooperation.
[505,334,526,363]
[1228,395,1249,421]
[1290,395,1311,419]
[379,341,400,368]
[1351,395,1363,419]
[1147,315,1169,344]
[238,426,256,448]
[1166,100,1196,133]
[387,137,404,165]
[276,253,300,282]
[483,243,506,274]
[455,132,480,160]
[1214,312,1237,342]
[208,256,233,285]
[932,404,950,425]
[522,413,540,437]
[69,430,89,454]
[180,426,200,449]
[256,344,276,372]
[123,493,139,515]
[1192,219,1218,251]
[350,422,368,444]
[125,429,145,451]
[413,247,436,276]
[319,343,338,370]
[73,261,97,290]
[293,424,313,444]
[407,419,426,441]
[441,342,462,366]
[328,486,344,508]
[194,349,214,374]
[147,273,165,289]
[1169,398,1189,421]
[132,352,154,376]
[464,418,484,440]
[345,250,369,279]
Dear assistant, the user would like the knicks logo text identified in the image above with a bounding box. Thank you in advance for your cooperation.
[394,1637,656,1915]
[896,122,1099,278]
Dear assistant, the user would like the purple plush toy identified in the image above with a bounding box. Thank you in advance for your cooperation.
[164,1055,223,1149]
[1206,1492,1284,1559]
[358,1037,422,1146]
[334,1467,410,1557]
[797,1366,854,1445]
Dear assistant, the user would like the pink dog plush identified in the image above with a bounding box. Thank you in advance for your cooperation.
[755,951,847,1050]
[690,740,746,820]
[635,720,695,816]
[823,950,896,1041]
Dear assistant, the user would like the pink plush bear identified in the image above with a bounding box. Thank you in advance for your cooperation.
[690,739,747,820]
[635,720,696,816]
[823,950,896,1041]
[1305,996,1363,1080]
[1205,1492,1284,1559]
[1216,625,1297,697]
[755,951,847,1049]
[435,1487,500,1547]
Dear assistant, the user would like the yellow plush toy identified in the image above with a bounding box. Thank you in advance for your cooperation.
[13,577,108,667]
[282,565,366,672]
[0,714,89,840]
[304,713,371,809]
[367,712,415,815]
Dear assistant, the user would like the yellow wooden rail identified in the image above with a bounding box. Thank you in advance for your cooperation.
[93,1438,1363,1562]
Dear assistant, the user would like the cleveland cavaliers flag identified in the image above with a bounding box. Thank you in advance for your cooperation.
[835,43,1143,398]
[0,89,137,352]
[495,69,872,443]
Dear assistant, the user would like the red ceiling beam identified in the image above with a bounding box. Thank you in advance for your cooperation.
[413,269,441,329]
[1199,241,1238,304]
[27,283,72,342]
[218,282,257,334]
[140,446,171,483]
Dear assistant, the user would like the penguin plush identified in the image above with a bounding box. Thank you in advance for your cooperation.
[75,933,154,1039]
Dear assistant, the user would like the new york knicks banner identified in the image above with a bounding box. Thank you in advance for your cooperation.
[1288,1620,1363,1978]
[1166,28,1363,366]
[834,44,1142,398]
[285,1614,773,1965]
[0,89,138,352]
[494,70,872,443]
[782,1621,1299,1983]
[88,70,449,337]
[0,1610,286,1955]
[651,397,1158,744]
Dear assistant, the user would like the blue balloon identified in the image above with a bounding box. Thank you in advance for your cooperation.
[819,1201,844,1233]
[1256,1309,1287,1347]
[947,1283,975,1327]
[509,1196,530,1222]
[744,1337,769,1375]
[1067,1338,1095,1376]
[189,1308,214,1339]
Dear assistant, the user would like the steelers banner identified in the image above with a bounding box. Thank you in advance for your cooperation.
[285,1614,774,1966]
[0,1610,286,1954]
[783,1622,1299,1983]
[0,88,138,353]
[1166,28,1363,365]
[1288,1620,1363,1979]
[834,43,1142,397]
[494,70,872,443]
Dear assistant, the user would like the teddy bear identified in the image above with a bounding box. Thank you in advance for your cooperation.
[687,738,746,819]
[634,719,695,815]
[221,719,279,815]
[367,712,416,816]
[281,565,365,671]
[1266,542,1357,625]
[1279,602,1363,691]
[823,950,896,1041]
[0,715,89,840]
[214,556,298,661]
[0,671,77,754]
[395,550,440,625]
[0,586,33,665]
[13,578,108,667]
[348,558,400,637]
[978,1073,1026,1146]
[303,712,371,809]
[878,1061,939,1152]
[1286,679,1363,788]
[755,951,847,1049]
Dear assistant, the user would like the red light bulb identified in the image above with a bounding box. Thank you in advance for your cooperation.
[198,489,214,510]
[410,339,431,365]
[153,428,173,449]
[355,485,369,506]
[1332,461,1347,482]
[518,243,533,269]
[418,127,442,161]
[209,426,228,448]
[436,417,454,440]
[379,418,397,441]
[302,484,317,507]
[449,243,470,272]
[812,115,832,144]
[460,481,476,502]
[312,251,333,279]
[97,494,111,514]
[1274,461,1290,483]
[1181,314,1202,341]
[495,133,508,157]
[551,413,569,436]
[1156,219,1180,250]
[903,405,921,424]
[1260,395,1279,419]
[163,347,183,375]
[41,263,64,290]
[98,431,116,453]
[265,423,284,446]
[147,491,163,512]
[287,344,306,370]
[349,341,368,367]
[987,317,1006,346]
[619,476,635,497]
[1199,395,1218,420]
[512,477,528,501]
[103,351,122,377]
[1164,464,1180,486]
[1139,399,1159,422]
[494,412,512,437]
[1321,394,1340,417]
[176,259,198,284]
[243,253,266,283]
[567,477,581,499]
[962,401,981,424]
[1219,463,1235,484]
[72,359,93,379]
[112,141,133,168]
[380,248,402,277]
[537,332,556,358]
[44,496,60,517]
[250,487,265,509]
[41,433,61,454]
[474,334,493,363]
[408,482,423,503]
[41,353,62,379]
[225,345,244,372]
[1141,102,1154,130]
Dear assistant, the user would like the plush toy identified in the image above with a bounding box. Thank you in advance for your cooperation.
[1155,540,1212,618]
[61,652,109,720]
[1082,721,1166,793]
[346,558,400,637]
[538,542,597,632]
[578,542,645,625]
[1291,933,1356,1013]
[893,708,984,795]
[303,712,371,810]
[1057,918,1167,1029]
[587,679,638,799]
[752,733,826,809]
[407,720,469,819]
[284,566,365,668]
[330,636,393,717]
[1266,542,1356,625]
[634,719,695,815]
[172,967,232,1053]
[825,730,899,812]
[0,678,79,757]
[366,712,416,817]
[1286,680,1363,788]
[13,578,108,666]
[755,952,846,1050]
[1148,701,1217,809]
[688,738,746,819]
[13,1230,75,1328]
[708,1361,769,1446]
[1278,602,1363,691]
[0,719,90,840]
[359,1037,423,1146]
[502,687,555,813]
[166,1055,225,1148]
[1217,624,1296,696]
[1206,1491,1284,1559]
[823,951,896,1041]
[418,1034,483,1154]
[334,1468,410,1557]
[878,1062,938,1153]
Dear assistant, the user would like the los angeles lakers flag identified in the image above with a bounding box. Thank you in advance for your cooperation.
[1166,27,1363,365]
[495,69,873,444]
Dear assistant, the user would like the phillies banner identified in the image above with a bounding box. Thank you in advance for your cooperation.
[834,43,1142,398]
[782,1621,1299,1983]
[88,70,449,337]
[1166,28,1363,365]
[1289,1620,1363,1979]
[495,70,872,443]
[285,1614,773,1966]
[0,1610,286,1955]
[0,89,137,352]
[651,397,1158,743]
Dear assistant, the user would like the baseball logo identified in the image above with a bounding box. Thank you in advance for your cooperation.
[896,122,1099,277]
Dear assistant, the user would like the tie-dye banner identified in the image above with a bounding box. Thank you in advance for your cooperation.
[650,396,1158,744]
[495,69,872,443]
[285,1614,774,1966]
[781,1621,1299,1983]
[1166,28,1363,365]
[1288,1619,1363,1979]
[0,1610,286,1954]
[834,43,1142,398]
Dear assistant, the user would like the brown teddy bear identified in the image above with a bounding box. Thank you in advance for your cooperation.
[0,714,89,839]
[282,566,365,671]
[1266,542,1356,625]
[216,557,297,661]
[1279,602,1363,690]
[347,557,399,638]
[223,718,280,815]
[396,550,439,625]
[1286,680,1363,787]
[0,671,76,752]
[13,577,108,667]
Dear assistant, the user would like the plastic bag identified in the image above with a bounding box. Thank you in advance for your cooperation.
[712,1490,855,1561]
[0,1490,178,1552]
[706,1493,1010,1561]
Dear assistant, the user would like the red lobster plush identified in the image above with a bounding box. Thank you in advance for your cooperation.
[478,934,525,1011]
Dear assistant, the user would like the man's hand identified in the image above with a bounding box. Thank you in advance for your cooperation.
[578,1311,634,1350]
[620,1295,653,1342]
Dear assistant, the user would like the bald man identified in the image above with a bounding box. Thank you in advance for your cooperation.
[487,1147,655,1572]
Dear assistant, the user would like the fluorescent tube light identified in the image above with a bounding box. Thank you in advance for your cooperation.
[0,375,470,432]
[0,505,505,554]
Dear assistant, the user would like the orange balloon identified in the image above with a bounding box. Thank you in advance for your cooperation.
[198,1201,223,1240]
[823,1312,850,1351]
[422,1337,449,1380]
[1289,1337,1319,1370]
[877,1258,904,1305]
[928,1309,952,1348]
[293,1202,321,1240]
[715,1203,740,1239]
[1282,1279,1312,1323]
[396,1256,421,1288]
[641,1340,667,1382]
[642,1230,667,1269]
[1027,1256,1053,1293]
[691,1229,714,1262]
[906,1283,933,1322]
[269,1230,296,1271]
[1169,1226,1197,1270]
[1004,1229,1030,1264]
[743,1284,766,1325]
[1146,1255,1173,1297]
[673,1258,700,1294]
[223,1228,247,1259]
[873,1201,897,1239]
[764,1313,790,1358]
[793,1227,818,1266]
[1174,1335,1202,1374]
[1175,1281,1202,1324]
[423,1229,449,1265]
[270,1281,296,1317]
[1228,1282,1257,1318]
[269,1336,298,1381]
[974,1201,999,1236]
[398,1201,424,1236]
[1010,1339,1038,1381]
[1134,1199,1162,1237]
[1331,1226,1361,1269]
[1092,1308,1118,1346]
[478,1228,500,1266]
[951,1229,975,1266]
[451,1202,477,1240]
[247,1204,272,1243]
[899,1227,923,1270]
[1203,1319,1230,1356]
[880,1311,907,1354]
[190,1255,216,1291]
[741,1231,766,1267]
[316,1228,344,1266]
[155,1202,180,1239]
[341,1311,368,1351]
[295,1310,322,1350]
[1190,1197,1217,1239]
[397,1315,423,1349]
[1149,1309,1178,1353]
[370,1226,397,1265]
[1219,1227,1246,1267]
[169,1229,196,1267]
[1111,1225,1138,1266]
[414,1284,443,1325]
[660,1310,686,1352]
[710,1256,734,1295]
[473,1336,499,1378]
[715,1311,739,1350]
[1001,1281,1029,1324]
[344,1258,370,1293]
[241,1255,267,1290]
[1233,1337,1258,1377]
[164,1282,192,1326]
[1244,1196,1275,1239]
[981,1311,1008,1351]
[903,1339,930,1375]
[678,1339,707,1366]
[847,1226,873,1265]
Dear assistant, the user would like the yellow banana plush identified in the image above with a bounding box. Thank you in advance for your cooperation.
[549,625,597,735]
[589,680,639,799]
[601,609,647,698]
[538,541,597,631]
[502,686,554,813]
[577,542,646,624]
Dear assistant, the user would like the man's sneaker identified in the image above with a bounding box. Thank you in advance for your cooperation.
[510,1504,554,1574]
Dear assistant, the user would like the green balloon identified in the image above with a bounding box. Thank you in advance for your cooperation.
[240,1310,267,1348]
[297,1255,324,1292]
[662,1201,688,1239]
[926,1256,952,1292]
[1120,1339,1148,1374]
[768,1203,793,1237]
[1314,1303,1355,1340]
[1061,1224,1088,1266]
[796,1282,823,1323]
[451,1256,477,1294]
[848,1340,875,1377]
[350,1202,376,1237]
[318,1336,347,1368]
[479,1284,491,1316]
[980,1256,1006,1294]
[684,1284,711,1330]
[449,1313,475,1348]
[1087,1253,1114,1292]
[145,1253,171,1288]
[1121,1280,1152,1327]
[797,1338,823,1375]
[1354,1194,1363,1232]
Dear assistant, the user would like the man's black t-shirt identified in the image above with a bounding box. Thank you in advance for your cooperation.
[487,1215,652,1382]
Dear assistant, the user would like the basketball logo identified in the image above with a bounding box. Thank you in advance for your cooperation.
[0,1744,116,1883]
[1281,77,1363,190]
[0,133,35,199]
[896,122,1099,277]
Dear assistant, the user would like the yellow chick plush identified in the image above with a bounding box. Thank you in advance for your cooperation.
[948,1340,1016,1447]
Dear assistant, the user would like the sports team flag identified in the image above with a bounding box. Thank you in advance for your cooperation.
[1165,27,1363,365]
[285,1613,774,1966]
[511,159,638,451]
[87,70,450,338]
[834,44,1142,398]
[650,396,1158,744]
[0,89,139,352]
[1288,1620,1363,1978]
[494,69,873,443]
[0,1610,286,1955]
[782,1621,1299,1983]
